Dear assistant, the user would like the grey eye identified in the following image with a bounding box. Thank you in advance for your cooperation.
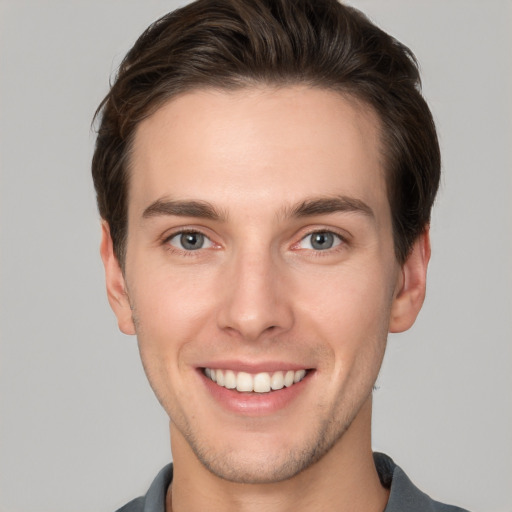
[168,232,213,251]
[299,231,341,251]
[311,232,334,250]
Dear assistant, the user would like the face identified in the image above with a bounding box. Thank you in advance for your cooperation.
[102,86,428,484]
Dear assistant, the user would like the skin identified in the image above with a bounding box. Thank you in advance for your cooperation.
[101,86,430,512]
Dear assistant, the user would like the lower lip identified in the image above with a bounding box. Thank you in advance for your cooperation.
[199,370,312,415]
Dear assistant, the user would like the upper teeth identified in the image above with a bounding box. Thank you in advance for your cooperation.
[204,368,307,393]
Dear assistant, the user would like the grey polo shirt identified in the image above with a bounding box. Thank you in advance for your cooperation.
[115,453,470,512]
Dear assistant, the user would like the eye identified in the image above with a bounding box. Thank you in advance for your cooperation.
[298,231,342,251]
[167,231,213,251]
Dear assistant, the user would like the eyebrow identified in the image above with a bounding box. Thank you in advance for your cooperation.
[141,195,374,223]
[142,199,226,221]
[287,196,375,220]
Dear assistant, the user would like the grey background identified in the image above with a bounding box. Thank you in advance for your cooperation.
[0,1,510,511]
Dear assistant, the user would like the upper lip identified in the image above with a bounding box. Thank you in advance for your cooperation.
[197,360,312,373]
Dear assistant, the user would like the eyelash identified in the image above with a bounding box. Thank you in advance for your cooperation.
[161,228,348,255]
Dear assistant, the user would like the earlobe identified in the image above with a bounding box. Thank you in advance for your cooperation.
[389,228,431,333]
[99,222,136,335]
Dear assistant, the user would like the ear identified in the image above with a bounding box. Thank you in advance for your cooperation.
[389,228,431,333]
[99,221,136,335]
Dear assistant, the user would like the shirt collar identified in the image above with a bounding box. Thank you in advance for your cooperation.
[139,453,466,512]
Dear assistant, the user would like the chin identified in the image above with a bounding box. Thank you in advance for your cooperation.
[198,449,320,484]
[182,413,352,484]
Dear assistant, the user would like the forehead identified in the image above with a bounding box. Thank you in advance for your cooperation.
[128,86,388,222]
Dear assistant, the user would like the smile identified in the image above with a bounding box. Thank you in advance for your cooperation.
[204,368,307,393]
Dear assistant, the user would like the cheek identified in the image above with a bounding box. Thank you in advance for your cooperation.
[293,263,395,364]
[129,265,219,348]
[297,263,394,324]
[130,268,218,408]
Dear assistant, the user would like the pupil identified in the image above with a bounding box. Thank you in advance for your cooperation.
[312,232,333,250]
[181,233,203,250]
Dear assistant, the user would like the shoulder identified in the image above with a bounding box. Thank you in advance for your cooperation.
[374,453,471,512]
[115,496,145,512]
[113,464,173,512]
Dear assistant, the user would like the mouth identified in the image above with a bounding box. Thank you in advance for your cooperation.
[203,368,308,393]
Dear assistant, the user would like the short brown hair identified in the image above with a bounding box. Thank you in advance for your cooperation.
[92,0,440,265]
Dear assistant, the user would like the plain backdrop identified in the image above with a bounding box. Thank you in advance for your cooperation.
[0,1,511,511]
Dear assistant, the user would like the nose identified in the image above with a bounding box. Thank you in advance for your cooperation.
[216,248,294,342]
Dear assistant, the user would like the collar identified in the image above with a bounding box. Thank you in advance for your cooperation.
[123,453,468,512]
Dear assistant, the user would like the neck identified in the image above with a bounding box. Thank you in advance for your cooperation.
[167,397,388,512]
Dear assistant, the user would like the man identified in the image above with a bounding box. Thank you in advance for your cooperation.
[92,0,469,511]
